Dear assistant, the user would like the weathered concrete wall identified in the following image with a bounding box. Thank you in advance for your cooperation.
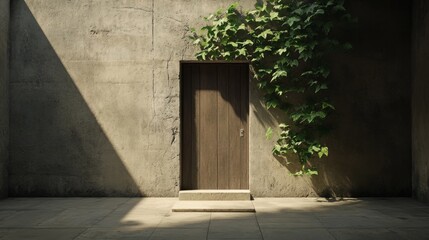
[0,0,9,198]
[9,0,254,196]
[9,0,412,197]
[249,0,412,197]
[412,0,429,202]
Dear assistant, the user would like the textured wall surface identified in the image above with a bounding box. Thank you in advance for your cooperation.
[9,0,412,197]
[9,0,253,196]
[250,0,412,197]
[0,0,9,198]
[412,0,429,203]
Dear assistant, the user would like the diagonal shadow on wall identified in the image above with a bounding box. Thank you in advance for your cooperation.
[8,1,141,197]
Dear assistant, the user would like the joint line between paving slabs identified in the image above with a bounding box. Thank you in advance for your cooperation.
[313,213,339,240]
[206,212,212,240]
[326,228,340,240]
[70,228,88,240]
[71,199,132,240]
[147,213,164,240]
[254,208,265,240]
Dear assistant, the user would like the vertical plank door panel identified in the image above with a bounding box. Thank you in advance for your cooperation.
[199,64,218,189]
[217,64,229,189]
[191,64,200,189]
[227,64,242,189]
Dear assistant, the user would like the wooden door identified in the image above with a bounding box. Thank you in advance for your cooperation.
[181,62,249,189]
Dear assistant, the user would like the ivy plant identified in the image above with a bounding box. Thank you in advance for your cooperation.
[190,0,352,176]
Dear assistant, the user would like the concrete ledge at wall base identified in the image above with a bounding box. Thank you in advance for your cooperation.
[172,201,255,212]
[179,190,251,201]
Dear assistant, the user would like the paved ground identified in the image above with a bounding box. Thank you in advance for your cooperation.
[0,198,428,239]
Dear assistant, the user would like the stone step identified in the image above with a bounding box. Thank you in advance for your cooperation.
[172,201,255,212]
[179,190,251,201]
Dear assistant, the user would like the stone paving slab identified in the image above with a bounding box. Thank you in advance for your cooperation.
[0,197,428,239]
[150,228,207,240]
[261,228,335,240]
[0,209,64,228]
[75,227,154,240]
[1,228,86,240]
[328,229,407,240]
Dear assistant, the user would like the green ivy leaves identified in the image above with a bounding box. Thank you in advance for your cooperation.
[190,0,351,176]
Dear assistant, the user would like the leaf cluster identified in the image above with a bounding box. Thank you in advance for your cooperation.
[190,0,352,176]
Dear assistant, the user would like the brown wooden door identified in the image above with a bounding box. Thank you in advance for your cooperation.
[181,62,249,190]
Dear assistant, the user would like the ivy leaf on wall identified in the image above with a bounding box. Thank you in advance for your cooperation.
[189,0,352,176]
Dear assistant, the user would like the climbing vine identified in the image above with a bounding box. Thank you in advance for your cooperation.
[189,0,352,175]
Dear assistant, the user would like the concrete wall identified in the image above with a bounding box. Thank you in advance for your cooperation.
[250,0,412,197]
[412,0,429,202]
[9,0,254,196]
[9,0,412,197]
[0,0,9,198]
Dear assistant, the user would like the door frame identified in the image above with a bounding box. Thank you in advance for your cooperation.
[179,60,250,190]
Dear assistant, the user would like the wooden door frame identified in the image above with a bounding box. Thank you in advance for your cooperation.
[179,60,250,190]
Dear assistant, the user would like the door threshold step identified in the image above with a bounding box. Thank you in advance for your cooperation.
[172,201,255,212]
[179,190,251,201]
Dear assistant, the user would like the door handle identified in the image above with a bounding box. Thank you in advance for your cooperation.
[240,128,244,137]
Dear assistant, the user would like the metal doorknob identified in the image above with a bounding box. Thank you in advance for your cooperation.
[240,129,244,137]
